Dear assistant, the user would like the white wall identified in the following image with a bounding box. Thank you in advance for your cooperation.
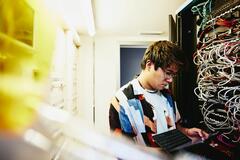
[78,35,169,134]
[94,36,119,134]
[77,36,95,126]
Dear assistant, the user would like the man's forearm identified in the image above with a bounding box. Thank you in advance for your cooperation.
[176,122,189,135]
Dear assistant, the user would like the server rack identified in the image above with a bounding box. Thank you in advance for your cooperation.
[175,0,240,159]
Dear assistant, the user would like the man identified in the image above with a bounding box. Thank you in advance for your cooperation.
[109,40,209,146]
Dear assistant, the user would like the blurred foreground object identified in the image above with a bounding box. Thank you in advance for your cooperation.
[0,105,168,160]
[0,0,56,133]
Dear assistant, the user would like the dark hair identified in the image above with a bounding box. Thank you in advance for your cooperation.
[140,40,185,70]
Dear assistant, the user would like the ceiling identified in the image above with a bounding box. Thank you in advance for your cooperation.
[45,0,186,37]
[91,0,186,36]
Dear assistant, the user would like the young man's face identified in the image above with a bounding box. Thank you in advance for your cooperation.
[147,63,179,90]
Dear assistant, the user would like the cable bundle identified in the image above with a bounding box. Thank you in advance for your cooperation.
[192,0,240,144]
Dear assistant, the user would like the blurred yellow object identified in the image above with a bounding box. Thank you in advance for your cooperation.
[0,75,43,133]
[0,0,34,46]
[0,0,56,134]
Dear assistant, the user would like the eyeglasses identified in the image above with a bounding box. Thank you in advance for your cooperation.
[163,69,177,78]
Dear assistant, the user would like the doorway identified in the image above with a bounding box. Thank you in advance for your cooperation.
[120,45,146,86]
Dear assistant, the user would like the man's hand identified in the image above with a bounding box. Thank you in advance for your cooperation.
[185,127,209,141]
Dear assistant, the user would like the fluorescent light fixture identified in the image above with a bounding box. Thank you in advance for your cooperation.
[84,0,96,36]
[139,31,164,35]
[44,0,96,36]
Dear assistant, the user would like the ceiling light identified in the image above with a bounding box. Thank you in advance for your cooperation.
[85,0,95,36]
[44,0,95,36]
[139,31,164,35]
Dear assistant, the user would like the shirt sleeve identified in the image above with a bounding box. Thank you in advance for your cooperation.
[109,104,121,130]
